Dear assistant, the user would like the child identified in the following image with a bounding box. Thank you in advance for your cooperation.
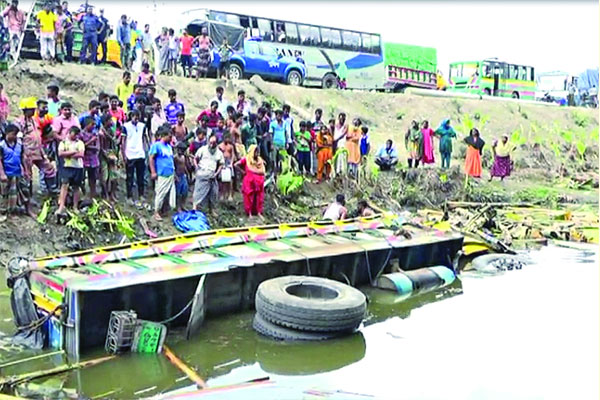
[295,121,311,175]
[80,117,99,199]
[0,124,33,221]
[189,128,207,155]
[138,62,156,87]
[217,38,233,79]
[218,132,236,201]
[56,126,84,215]
[360,126,370,158]
[174,141,189,211]
[213,118,226,143]
[167,28,178,76]
[173,111,189,144]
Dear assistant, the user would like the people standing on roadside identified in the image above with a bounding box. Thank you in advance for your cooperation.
[295,121,311,175]
[121,110,148,207]
[217,37,233,80]
[464,128,485,178]
[179,29,194,78]
[196,27,213,80]
[421,120,435,165]
[36,2,57,63]
[235,144,265,218]
[55,126,84,215]
[346,117,361,177]
[489,134,514,181]
[97,9,110,65]
[2,0,25,58]
[333,113,348,174]
[0,124,32,221]
[164,89,185,126]
[405,120,423,168]
[61,1,74,61]
[156,27,169,73]
[149,127,175,221]
[116,15,131,69]
[193,134,224,213]
[269,109,287,174]
[78,6,103,65]
[435,118,457,169]
[140,24,153,64]
[316,125,333,183]
[374,139,399,171]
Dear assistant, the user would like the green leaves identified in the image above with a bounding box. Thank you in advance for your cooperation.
[277,172,305,196]
[37,199,51,224]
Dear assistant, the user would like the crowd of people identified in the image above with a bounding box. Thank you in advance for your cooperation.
[0,63,515,223]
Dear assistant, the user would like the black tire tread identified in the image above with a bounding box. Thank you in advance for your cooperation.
[252,313,342,341]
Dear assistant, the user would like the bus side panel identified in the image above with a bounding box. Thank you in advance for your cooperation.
[259,43,384,89]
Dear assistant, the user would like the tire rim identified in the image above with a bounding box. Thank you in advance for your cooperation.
[229,66,241,80]
[289,72,301,86]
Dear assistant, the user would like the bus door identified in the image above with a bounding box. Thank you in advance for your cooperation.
[492,62,507,96]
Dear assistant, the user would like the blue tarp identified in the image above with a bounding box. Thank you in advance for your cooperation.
[577,68,599,91]
[172,211,211,233]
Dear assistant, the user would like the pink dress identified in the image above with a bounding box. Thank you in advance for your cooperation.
[0,92,10,122]
[421,127,435,164]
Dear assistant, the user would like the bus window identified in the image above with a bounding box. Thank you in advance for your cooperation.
[449,65,461,80]
[482,62,492,78]
[342,31,361,51]
[274,22,286,42]
[371,34,381,54]
[257,18,274,41]
[519,66,527,81]
[528,67,535,81]
[321,27,341,49]
[298,24,320,46]
[462,63,478,78]
[285,22,298,45]
[361,34,372,53]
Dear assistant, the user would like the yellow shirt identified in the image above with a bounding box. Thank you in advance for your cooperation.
[59,139,85,168]
[37,10,57,34]
[115,82,133,107]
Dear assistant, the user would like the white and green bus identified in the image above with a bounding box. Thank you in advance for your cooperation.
[183,8,385,90]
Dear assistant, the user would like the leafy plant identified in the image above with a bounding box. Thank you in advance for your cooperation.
[396,111,405,120]
[37,199,51,224]
[510,129,527,146]
[572,110,589,127]
[576,141,587,161]
[277,172,305,195]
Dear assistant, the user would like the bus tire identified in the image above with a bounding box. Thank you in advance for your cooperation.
[512,91,520,99]
[322,74,337,89]
[228,63,243,81]
[483,88,491,96]
[253,313,342,341]
[255,276,366,332]
[286,70,303,86]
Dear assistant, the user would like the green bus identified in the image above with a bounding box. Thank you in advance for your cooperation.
[448,59,536,100]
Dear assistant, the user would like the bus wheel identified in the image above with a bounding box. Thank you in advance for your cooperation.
[511,91,520,99]
[322,74,337,89]
[228,64,243,81]
[483,88,491,96]
[286,70,303,86]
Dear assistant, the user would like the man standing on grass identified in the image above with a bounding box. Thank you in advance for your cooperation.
[36,2,57,63]
[79,6,103,65]
[148,127,175,221]
[121,110,148,208]
[97,9,110,65]
[193,134,224,213]
[2,0,25,59]
[210,86,229,116]
[116,14,131,69]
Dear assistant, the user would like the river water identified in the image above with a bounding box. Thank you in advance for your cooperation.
[1,244,598,399]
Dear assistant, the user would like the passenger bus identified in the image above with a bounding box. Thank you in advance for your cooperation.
[447,59,536,100]
[182,9,385,90]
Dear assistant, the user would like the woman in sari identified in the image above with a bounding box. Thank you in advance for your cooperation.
[316,125,333,182]
[156,27,169,74]
[405,120,423,168]
[345,118,362,177]
[235,144,265,217]
[196,27,213,79]
[434,118,457,169]
[421,120,435,165]
[490,135,513,181]
[464,128,485,178]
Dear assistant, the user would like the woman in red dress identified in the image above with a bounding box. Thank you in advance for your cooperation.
[235,144,265,217]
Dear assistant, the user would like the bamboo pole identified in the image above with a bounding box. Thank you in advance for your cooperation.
[0,355,115,386]
[0,350,64,369]
[163,345,206,389]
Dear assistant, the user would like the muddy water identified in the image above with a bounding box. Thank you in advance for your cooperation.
[1,245,598,399]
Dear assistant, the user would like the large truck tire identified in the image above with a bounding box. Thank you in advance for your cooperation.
[252,313,342,341]
[255,276,366,333]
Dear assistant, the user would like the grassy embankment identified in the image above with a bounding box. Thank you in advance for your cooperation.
[0,60,597,260]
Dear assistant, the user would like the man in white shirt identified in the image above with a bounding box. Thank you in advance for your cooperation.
[209,86,229,117]
[193,135,224,212]
[121,110,148,206]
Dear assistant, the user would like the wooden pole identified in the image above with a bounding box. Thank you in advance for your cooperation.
[163,345,206,389]
[0,350,64,369]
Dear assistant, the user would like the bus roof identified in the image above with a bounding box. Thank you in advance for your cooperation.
[182,8,381,38]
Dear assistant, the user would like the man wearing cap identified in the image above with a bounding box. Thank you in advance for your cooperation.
[78,5,104,65]
[2,0,25,58]
[17,97,57,196]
